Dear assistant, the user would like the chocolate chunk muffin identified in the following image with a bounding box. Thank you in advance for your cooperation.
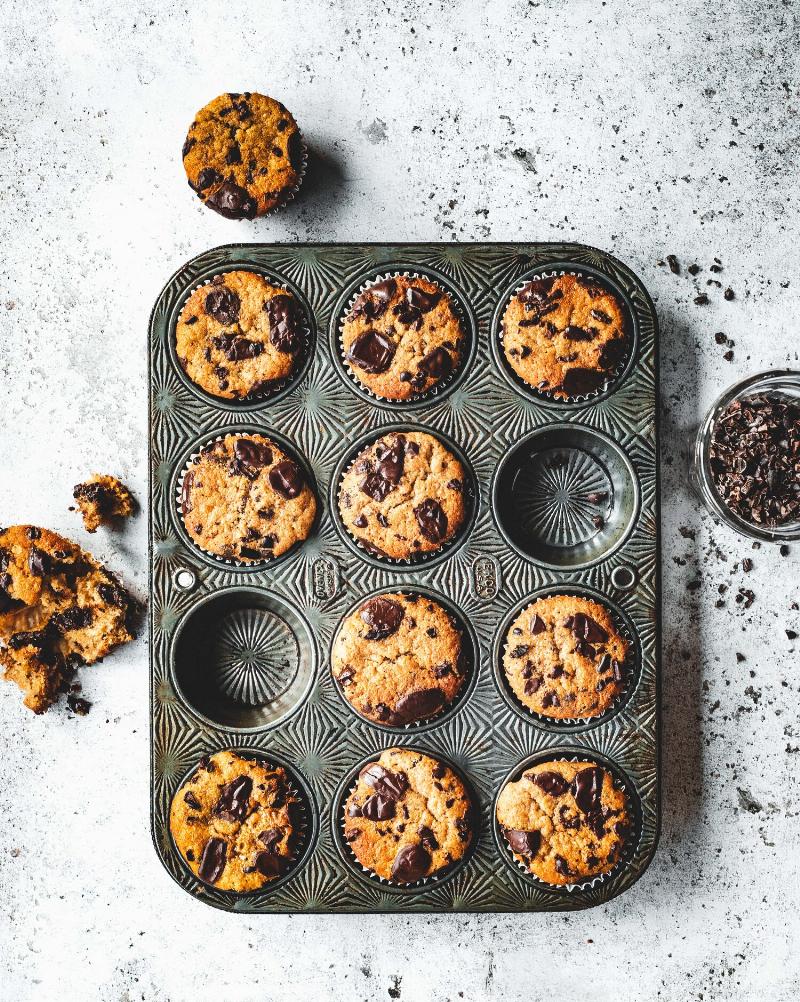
[180,434,317,563]
[170,751,300,893]
[332,593,466,726]
[176,273,306,400]
[72,474,134,532]
[0,526,136,713]
[496,759,630,885]
[502,595,628,719]
[341,275,464,400]
[337,431,468,560]
[343,748,472,882]
[501,274,628,399]
[183,92,303,218]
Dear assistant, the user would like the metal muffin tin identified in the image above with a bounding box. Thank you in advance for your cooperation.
[149,242,660,913]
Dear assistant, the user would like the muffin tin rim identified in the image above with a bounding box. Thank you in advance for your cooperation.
[327,583,482,734]
[489,259,640,409]
[328,421,479,572]
[166,263,318,412]
[490,421,642,570]
[490,583,642,733]
[327,261,479,410]
[169,422,323,573]
[168,584,320,734]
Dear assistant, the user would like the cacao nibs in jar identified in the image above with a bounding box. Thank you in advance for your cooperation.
[709,394,800,527]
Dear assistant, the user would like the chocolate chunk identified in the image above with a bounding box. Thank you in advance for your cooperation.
[406,285,441,313]
[195,167,222,191]
[266,295,303,354]
[206,181,258,220]
[393,687,446,723]
[414,499,448,543]
[563,325,594,341]
[66,694,91,715]
[571,766,604,816]
[255,850,285,878]
[565,612,609,645]
[375,439,405,484]
[418,825,439,851]
[346,330,396,373]
[504,828,541,857]
[532,771,570,796]
[530,614,546,635]
[561,367,604,397]
[554,855,572,877]
[183,790,202,811]
[599,338,628,369]
[28,547,50,577]
[510,644,529,658]
[524,675,543,695]
[351,279,397,320]
[666,254,680,274]
[198,837,227,883]
[590,309,612,324]
[418,347,453,380]
[212,775,253,823]
[225,143,242,165]
[359,763,408,800]
[269,460,304,499]
[234,438,273,469]
[390,843,431,883]
[518,277,556,308]
[205,286,241,325]
[362,793,396,821]
[50,606,93,632]
[360,597,404,640]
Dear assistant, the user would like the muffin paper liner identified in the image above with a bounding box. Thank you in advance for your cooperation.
[171,750,310,897]
[337,269,470,406]
[175,431,316,569]
[332,427,477,569]
[329,587,476,732]
[496,267,633,405]
[338,757,475,890]
[176,268,313,405]
[496,590,638,729]
[496,754,639,893]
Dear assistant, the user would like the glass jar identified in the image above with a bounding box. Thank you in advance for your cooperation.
[690,369,800,542]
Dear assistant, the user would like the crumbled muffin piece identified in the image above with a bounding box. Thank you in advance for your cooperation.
[73,474,134,532]
[0,525,136,713]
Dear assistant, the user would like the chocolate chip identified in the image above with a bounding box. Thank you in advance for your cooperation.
[234,438,273,469]
[212,775,253,823]
[530,614,546,635]
[571,766,604,816]
[414,499,448,543]
[359,763,408,800]
[504,828,541,857]
[362,793,396,820]
[353,514,368,529]
[183,790,202,811]
[532,771,570,796]
[269,460,304,499]
[560,367,604,397]
[225,143,242,165]
[360,596,404,640]
[195,167,222,191]
[198,837,227,883]
[393,687,446,723]
[390,843,431,883]
[205,286,240,325]
[206,181,258,220]
[266,294,303,354]
[351,279,397,320]
[418,346,452,380]
[346,330,396,373]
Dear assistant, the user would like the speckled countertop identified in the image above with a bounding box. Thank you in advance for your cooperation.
[0,1,798,999]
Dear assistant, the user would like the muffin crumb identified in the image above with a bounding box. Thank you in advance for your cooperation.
[73,474,134,533]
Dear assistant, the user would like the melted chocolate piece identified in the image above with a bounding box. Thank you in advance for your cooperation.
[504,828,541,857]
[565,612,609,645]
[351,279,397,320]
[571,766,605,816]
[269,460,304,499]
[599,338,628,369]
[234,438,273,469]
[198,837,227,883]
[359,763,408,800]
[194,167,222,191]
[532,771,570,797]
[518,277,556,307]
[362,793,396,821]
[414,499,448,543]
[346,330,396,373]
[418,346,453,380]
[28,547,50,577]
[560,367,604,397]
[418,825,439,851]
[530,613,546,635]
[255,850,285,878]
[360,596,404,640]
[266,294,303,354]
[50,606,93,632]
[206,181,258,220]
[563,325,594,341]
[183,790,202,811]
[212,775,253,823]
[390,843,431,883]
[205,286,241,326]
[590,308,612,324]
[393,687,445,723]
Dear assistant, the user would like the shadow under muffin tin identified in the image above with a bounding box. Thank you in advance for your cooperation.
[149,242,660,913]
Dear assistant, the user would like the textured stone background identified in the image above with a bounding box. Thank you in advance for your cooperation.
[1,0,798,999]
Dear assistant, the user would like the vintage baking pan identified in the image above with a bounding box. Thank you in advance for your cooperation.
[148,242,660,912]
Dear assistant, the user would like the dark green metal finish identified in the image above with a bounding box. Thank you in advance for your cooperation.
[149,242,660,913]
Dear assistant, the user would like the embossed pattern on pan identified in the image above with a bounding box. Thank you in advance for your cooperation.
[149,242,660,913]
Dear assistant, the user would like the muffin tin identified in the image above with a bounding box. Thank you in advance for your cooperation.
[149,242,660,912]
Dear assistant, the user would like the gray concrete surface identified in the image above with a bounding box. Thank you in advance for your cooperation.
[1,0,798,999]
